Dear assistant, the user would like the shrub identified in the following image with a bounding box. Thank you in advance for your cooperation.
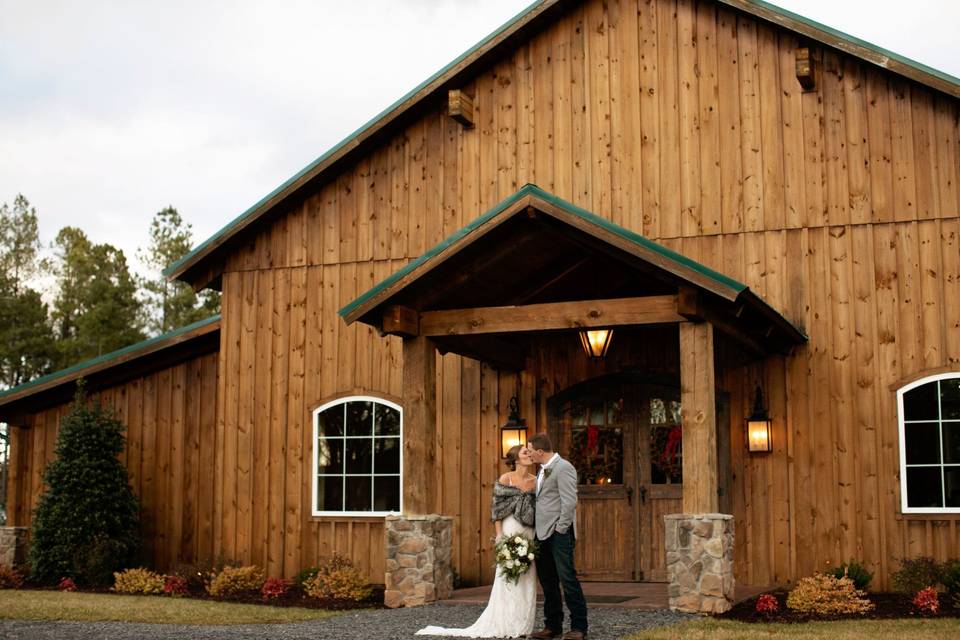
[261,577,291,601]
[0,565,25,589]
[162,574,188,597]
[293,566,320,590]
[891,557,943,594]
[59,577,77,592]
[755,594,779,614]
[827,561,873,590]
[206,565,264,596]
[112,567,165,594]
[913,587,939,615]
[786,573,874,615]
[303,555,371,602]
[941,560,960,596]
[29,387,141,586]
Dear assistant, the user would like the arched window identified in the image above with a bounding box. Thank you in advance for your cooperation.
[898,374,960,513]
[312,396,402,516]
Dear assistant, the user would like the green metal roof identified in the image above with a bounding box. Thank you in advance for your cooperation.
[0,314,221,403]
[167,0,960,287]
[339,184,747,320]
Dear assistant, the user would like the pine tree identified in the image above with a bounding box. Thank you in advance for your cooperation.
[29,385,140,585]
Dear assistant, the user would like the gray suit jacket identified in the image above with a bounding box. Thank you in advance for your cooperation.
[535,456,578,540]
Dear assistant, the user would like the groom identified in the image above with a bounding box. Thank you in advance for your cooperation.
[525,433,588,640]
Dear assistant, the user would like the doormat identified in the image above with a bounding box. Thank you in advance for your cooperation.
[585,595,635,604]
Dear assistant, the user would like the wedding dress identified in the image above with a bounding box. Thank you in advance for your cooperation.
[417,483,537,638]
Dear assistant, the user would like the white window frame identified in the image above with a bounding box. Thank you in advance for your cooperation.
[311,395,403,517]
[897,372,960,514]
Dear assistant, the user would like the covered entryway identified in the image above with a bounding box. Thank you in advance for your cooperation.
[340,184,805,595]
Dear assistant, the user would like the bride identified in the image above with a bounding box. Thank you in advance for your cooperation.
[417,444,538,638]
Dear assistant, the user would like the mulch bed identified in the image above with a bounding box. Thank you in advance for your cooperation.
[720,590,960,623]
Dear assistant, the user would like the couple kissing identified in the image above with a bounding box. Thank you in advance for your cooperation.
[417,433,588,640]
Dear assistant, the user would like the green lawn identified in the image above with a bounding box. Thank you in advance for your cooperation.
[627,618,960,640]
[0,590,344,625]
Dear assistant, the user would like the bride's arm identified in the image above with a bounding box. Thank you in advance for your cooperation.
[495,519,503,542]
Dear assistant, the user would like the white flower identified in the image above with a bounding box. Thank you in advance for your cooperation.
[514,536,522,544]
[506,560,515,569]
[527,553,535,560]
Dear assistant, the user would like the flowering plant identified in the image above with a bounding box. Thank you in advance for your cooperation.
[495,533,539,584]
[913,586,939,615]
[755,593,779,614]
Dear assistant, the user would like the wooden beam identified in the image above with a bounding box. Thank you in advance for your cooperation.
[677,286,703,321]
[432,334,527,371]
[680,322,719,514]
[402,336,437,515]
[447,89,475,128]
[795,46,815,90]
[419,295,684,336]
[382,305,420,337]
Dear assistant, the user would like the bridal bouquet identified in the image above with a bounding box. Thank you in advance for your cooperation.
[495,533,539,584]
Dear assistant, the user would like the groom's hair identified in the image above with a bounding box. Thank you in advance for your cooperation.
[528,433,553,452]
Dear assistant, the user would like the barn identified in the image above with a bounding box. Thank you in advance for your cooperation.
[2,0,959,613]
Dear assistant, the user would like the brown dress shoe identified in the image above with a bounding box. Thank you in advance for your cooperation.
[561,631,587,640]
[527,629,561,639]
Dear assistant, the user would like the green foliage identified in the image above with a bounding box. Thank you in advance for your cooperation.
[892,557,944,595]
[0,194,44,288]
[113,567,165,594]
[138,206,220,335]
[293,566,320,589]
[28,388,141,585]
[827,561,873,591]
[206,565,264,596]
[941,560,960,596]
[302,555,371,601]
[51,227,146,368]
[786,573,874,615]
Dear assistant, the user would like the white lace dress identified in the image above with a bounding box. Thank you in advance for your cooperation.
[417,487,537,638]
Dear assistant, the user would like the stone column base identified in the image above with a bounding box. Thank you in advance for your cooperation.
[664,513,734,614]
[0,527,29,568]
[384,514,454,608]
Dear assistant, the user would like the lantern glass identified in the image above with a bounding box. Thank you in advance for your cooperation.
[747,418,772,453]
[501,425,528,458]
[579,329,613,359]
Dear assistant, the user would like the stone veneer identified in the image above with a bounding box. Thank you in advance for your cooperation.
[664,513,735,614]
[0,527,29,568]
[384,514,454,608]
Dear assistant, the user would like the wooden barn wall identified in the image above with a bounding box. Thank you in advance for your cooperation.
[6,351,219,572]
[209,0,960,588]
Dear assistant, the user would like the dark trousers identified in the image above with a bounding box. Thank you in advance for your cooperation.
[536,529,588,633]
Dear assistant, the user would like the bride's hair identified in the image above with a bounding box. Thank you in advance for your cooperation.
[504,445,522,471]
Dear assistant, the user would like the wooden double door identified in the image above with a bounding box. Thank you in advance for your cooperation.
[550,374,728,582]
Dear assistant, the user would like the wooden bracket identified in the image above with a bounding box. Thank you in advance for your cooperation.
[795,46,816,91]
[448,89,474,128]
[677,286,703,321]
[382,305,420,337]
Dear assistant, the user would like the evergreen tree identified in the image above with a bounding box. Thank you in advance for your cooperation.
[51,227,146,367]
[29,385,141,585]
[0,194,43,293]
[139,206,220,335]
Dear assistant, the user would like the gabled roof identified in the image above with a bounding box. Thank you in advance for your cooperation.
[167,0,960,289]
[0,315,221,423]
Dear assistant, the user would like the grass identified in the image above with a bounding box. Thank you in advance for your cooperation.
[626,618,960,640]
[0,590,345,625]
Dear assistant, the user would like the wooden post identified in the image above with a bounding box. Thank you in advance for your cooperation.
[402,335,437,515]
[680,322,719,513]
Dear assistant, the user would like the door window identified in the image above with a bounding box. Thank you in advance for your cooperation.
[649,397,682,484]
[562,398,625,485]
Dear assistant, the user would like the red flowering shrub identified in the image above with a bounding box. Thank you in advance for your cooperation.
[755,593,779,614]
[913,586,939,615]
[261,577,291,601]
[163,575,188,597]
[59,577,77,592]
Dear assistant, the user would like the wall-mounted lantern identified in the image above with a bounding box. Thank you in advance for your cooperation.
[746,385,773,453]
[500,396,528,458]
[579,329,613,360]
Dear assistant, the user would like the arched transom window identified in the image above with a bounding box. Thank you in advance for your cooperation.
[898,374,960,513]
[312,396,402,516]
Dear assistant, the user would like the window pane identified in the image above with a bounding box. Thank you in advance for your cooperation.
[317,476,343,511]
[942,379,960,420]
[375,437,401,474]
[345,438,373,474]
[651,424,683,484]
[903,382,939,421]
[317,437,344,473]
[569,426,623,485]
[905,422,941,464]
[375,405,401,436]
[346,401,373,436]
[945,467,960,508]
[943,423,960,464]
[345,477,372,511]
[906,467,943,508]
[374,476,401,512]
[318,407,344,437]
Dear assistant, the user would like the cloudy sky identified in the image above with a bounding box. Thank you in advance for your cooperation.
[1,0,958,279]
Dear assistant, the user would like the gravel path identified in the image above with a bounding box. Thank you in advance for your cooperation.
[0,604,692,640]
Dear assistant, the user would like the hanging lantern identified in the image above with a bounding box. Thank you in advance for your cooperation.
[746,385,773,453]
[500,396,528,458]
[579,329,613,359]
